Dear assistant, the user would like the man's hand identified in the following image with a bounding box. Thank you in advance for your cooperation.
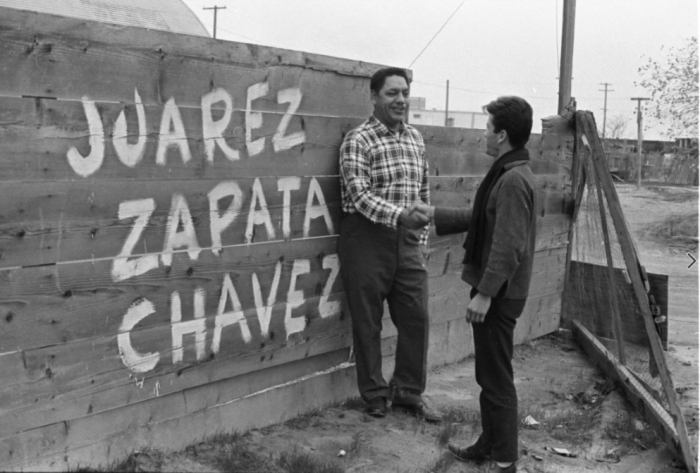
[399,205,430,229]
[408,201,434,223]
[466,292,491,323]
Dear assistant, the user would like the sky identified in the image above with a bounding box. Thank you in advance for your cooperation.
[181,0,698,141]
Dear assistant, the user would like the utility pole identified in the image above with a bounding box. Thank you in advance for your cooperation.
[599,82,614,140]
[203,5,226,39]
[631,97,650,189]
[558,0,576,113]
[444,80,450,127]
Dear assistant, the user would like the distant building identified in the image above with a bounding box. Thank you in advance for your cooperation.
[408,97,487,129]
[0,0,209,37]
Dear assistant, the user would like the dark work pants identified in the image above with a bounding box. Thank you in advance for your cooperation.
[470,287,526,463]
[338,213,429,403]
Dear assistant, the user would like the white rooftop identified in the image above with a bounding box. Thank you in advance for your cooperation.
[0,0,209,37]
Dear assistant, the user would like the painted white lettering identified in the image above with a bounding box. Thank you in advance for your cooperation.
[252,261,282,337]
[114,88,147,167]
[66,96,105,177]
[171,289,207,364]
[118,298,160,373]
[277,177,301,239]
[273,88,305,152]
[246,82,269,157]
[285,259,309,338]
[303,178,334,237]
[212,274,252,354]
[156,97,192,165]
[161,193,201,267]
[245,178,276,244]
[208,181,244,256]
[202,88,240,162]
[112,198,159,282]
[318,254,341,318]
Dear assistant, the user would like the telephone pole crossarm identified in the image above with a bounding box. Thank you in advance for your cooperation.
[203,5,226,39]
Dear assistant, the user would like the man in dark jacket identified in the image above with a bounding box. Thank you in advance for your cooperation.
[412,96,536,473]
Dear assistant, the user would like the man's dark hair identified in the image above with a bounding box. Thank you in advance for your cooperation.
[370,67,410,93]
[483,96,533,149]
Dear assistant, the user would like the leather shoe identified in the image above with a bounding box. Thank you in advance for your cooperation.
[483,461,516,472]
[448,442,491,463]
[392,400,442,423]
[365,397,387,418]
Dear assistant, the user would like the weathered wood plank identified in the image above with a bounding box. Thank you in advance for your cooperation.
[0,175,568,269]
[0,236,343,351]
[2,355,359,471]
[0,345,350,444]
[0,7,381,115]
[571,321,682,467]
[0,96,361,182]
[416,125,573,178]
[0,176,341,268]
[564,261,668,348]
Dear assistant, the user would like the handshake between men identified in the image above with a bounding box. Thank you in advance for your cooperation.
[398,201,434,229]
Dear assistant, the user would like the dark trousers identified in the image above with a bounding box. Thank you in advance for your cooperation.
[338,213,429,402]
[471,287,525,463]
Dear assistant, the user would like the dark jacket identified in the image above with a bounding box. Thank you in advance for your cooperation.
[433,160,537,299]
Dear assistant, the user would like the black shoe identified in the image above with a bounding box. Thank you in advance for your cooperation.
[392,400,442,423]
[484,461,516,472]
[365,397,387,418]
[448,442,491,463]
[390,381,442,423]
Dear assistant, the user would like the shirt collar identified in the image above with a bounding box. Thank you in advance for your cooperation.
[369,114,405,136]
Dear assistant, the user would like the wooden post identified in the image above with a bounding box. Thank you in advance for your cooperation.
[558,0,576,113]
[444,79,450,127]
[586,134,627,365]
[203,5,226,39]
[578,111,697,473]
[631,97,650,189]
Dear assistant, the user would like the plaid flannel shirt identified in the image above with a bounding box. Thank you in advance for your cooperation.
[340,115,430,245]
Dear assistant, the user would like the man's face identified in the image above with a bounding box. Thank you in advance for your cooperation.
[484,114,504,158]
[371,75,409,131]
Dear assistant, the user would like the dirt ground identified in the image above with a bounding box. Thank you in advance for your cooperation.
[129,184,698,473]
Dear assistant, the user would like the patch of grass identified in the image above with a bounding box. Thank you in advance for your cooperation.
[548,409,599,444]
[648,187,698,203]
[645,212,698,249]
[215,440,283,473]
[284,407,325,430]
[277,449,345,473]
[71,449,163,472]
[341,396,366,411]
[603,415,661,454]
[440,406,481,426]
[434,406,481,447]
[423,452,455,473]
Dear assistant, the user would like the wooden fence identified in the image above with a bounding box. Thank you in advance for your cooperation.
[0,7,573,470]
[606,149,699,185]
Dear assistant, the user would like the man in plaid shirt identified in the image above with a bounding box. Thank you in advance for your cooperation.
[338,67,441,423]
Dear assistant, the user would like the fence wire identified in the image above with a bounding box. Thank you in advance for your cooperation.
[567,142,668,408]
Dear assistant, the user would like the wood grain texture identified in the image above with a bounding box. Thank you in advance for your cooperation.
[0,7,575,469]
[0,8,383,113]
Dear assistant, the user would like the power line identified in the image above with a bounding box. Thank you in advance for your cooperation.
[213,25,274,46]
[408,1,465,68]
[203,5,226,39]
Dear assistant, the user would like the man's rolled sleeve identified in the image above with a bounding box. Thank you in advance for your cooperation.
[418,151,431,245]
